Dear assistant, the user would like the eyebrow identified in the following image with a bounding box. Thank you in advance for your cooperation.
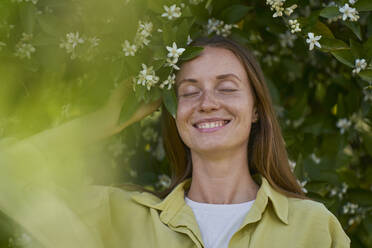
[177,73,241,86]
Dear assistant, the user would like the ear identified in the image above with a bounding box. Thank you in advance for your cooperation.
[252,107,258,123]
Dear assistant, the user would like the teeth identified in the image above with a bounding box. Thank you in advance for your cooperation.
[196,120,227,129]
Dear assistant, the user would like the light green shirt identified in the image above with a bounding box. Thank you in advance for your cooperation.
[0,140,351,248]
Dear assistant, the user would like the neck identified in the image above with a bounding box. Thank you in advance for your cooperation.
[186,146,259,204]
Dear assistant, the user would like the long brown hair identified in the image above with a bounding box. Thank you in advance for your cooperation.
[159,35,307,199]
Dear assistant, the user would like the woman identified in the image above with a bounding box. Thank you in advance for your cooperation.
[0,36,350,248]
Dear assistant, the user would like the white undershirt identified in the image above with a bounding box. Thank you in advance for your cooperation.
[185,196,255,248]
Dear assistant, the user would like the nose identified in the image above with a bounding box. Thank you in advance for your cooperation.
[199,90,220,113]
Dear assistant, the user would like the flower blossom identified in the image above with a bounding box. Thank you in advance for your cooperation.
[349,0,357,5]
[60,32,85,59]
[339,4,359,22]
[167,42,185,58]
[134,64,159,90]
[161,4,182,20]
[266,0,285,18]
[288,19,301,33]
[165,42,185,70]
[134,21,153,48]
[14,43,35,59]
[160,74,176,90]
[336,118,352,134]
[279,31,297,47]
[352,58,367,74]
[205,18,237,37]
[122,40,137,56]
[306,32,322,50]
[284,4,297,16]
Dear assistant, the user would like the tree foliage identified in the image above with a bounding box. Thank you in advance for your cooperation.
[0,0,371,247]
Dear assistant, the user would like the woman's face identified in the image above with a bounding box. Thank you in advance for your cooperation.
[175,46,257,155]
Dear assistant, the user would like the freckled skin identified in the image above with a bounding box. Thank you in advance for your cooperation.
[175,46,257,158]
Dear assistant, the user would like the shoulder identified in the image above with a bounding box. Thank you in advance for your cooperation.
[286,197,351,247]
[87,184,162,211]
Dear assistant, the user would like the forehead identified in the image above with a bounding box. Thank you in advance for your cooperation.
[176,46,247,83]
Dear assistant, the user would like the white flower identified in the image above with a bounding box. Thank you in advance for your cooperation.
[134,21,153,48]
[336,118,352,134]
[89,37,100,47]
[288,19,301,33]
[297,179,308,193]
[138,21,153,36]
[160,74,176,90]
[14,43,35,59]
[349,0,357,5]
[310,153,321,164]
[66,32,84,48]
[266,0,285,17]
[279,31,297,47]
[352,58,367,74]
[166,57,180,70]
[157,174,171,188]
[60,32,85,59]
[284,4,297,16]
[306,32,322,50]
[166,42,186,59]
[339,4,359,22]
[187,35,193,45]
[122,40,137,56]
[351,112,371,133]
[342,202,358,214]
[135,64,159,90]
[205,18,236,37]
[161,4,182,20]
[288,159,296,172]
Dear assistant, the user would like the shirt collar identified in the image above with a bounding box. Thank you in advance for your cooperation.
[131,173,289,225]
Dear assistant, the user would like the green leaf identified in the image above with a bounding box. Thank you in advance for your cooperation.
[146,0,164,14]
[320,38,349,51]
[311,21,334,39]
[180,46,204,61]
[134,83,146,101]
[354,0,372,11]
[343,21,362,40]
[219,5,253,24]
[176,18,194,45]
[350,39,364,57]
[359,70,372,83]
[153,45,167,60]
[362,132,372,157]
[331,50,355,68]
[162,88,177,118]
[364,36,372,61]
[320,6,340,19]
[119,90,140,125]
[347,189,372,206]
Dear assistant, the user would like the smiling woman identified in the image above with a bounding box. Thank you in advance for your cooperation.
[0,36,350,248]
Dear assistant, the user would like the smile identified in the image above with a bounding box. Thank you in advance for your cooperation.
[193,120,231,133]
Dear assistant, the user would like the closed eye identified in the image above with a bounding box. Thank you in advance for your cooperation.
[220,89,237,92]
[181,92,199,97]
